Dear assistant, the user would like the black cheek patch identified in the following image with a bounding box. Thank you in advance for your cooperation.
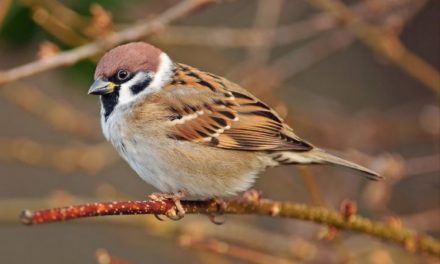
[130,76,152,95]
[101,90,119,121]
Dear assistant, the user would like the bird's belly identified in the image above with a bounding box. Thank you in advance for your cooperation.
[109,134,174,192]
[111,134,263,197]
[103,113,267,197]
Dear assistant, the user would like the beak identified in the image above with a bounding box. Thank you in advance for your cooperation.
[88,78,116,95]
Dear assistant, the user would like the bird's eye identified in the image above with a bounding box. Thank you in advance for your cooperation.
[117,69,130,81]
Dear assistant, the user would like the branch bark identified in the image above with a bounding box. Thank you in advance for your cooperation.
[20,196,440,257]
[0,0,216,86]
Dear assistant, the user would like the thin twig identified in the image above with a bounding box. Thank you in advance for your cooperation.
[267,30,355,83]
[401,209,440,233]
[31,6,89,46]
[246,0,284,65]
[0,0,12,29]
[0,138,117,173]
[153,0,420,49]
[405,154,440,177]
[182,220,317,261]
[298,167,325,207]
[0,0,217,86]
[95,248,133,264]
[19,195,440,256]
[305,0,440,92]
[180,236,297,264]
[1,83,101,140]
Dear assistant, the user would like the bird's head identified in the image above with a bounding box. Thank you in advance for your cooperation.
[89,42,174,120]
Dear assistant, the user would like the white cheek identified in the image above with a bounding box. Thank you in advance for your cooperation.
[117,72,147,105]
[110,52,174,107]
[118,84,133,105]
[147,52,173,94]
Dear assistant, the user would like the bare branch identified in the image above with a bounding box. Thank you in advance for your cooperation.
[1,84,101,140]
[305,0,440,92]
[0,138,117,173]
[267,30,355,83]
[95,248,132,264]
[153,0,421,49]
[245,0,284,65]
[20,194,440,256]
[0,0,217,86]
[0,0,12,29]
[179,236,297,264]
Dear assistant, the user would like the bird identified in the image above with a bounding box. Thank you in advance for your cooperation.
[88,42,381,218]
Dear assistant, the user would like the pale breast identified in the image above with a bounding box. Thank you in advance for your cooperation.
[101,102,270,197]
[102,104,173,191]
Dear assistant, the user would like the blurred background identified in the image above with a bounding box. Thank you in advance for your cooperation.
[0,0,439,263]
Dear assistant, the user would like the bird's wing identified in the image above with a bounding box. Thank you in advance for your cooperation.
[161,64,312,151]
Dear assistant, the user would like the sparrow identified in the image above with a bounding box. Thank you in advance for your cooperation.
[88,42,381,218]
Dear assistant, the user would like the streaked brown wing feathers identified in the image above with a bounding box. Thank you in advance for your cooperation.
[164,64,312,151]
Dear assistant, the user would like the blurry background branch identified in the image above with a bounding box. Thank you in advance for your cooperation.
[95,248,133,264]
[0,137,116,173]
[1,83,100,140]
[0,0,218,86]
[179,236,298,264]
[153,0,422,49]
[0,0,12,28]
[0,0,437,93]
[305,0,440,92]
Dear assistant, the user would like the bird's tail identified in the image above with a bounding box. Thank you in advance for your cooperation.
[272,148,382,180]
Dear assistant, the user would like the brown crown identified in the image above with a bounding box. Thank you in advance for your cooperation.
[94,42,162,80]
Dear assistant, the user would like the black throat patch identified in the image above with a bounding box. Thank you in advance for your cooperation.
[101,90,119,121]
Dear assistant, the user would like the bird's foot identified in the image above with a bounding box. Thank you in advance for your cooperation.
[149,191,186,221]
[208,198,227,225]
[241,189,262,204]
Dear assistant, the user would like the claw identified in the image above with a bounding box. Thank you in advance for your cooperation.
[166,198,185,221]
[208,213,225,225]
[166,209,185,221]
[207,198,227,225]
[148,191,186,221]
[173,198,186,218]
[154,214,165,221]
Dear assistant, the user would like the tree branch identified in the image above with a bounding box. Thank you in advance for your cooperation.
[20,195,440,257]
[179,236,297,264]
[153,0,418,49]
[305,0,440,92]
[0,0,217,86]
[0,137,116,173]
